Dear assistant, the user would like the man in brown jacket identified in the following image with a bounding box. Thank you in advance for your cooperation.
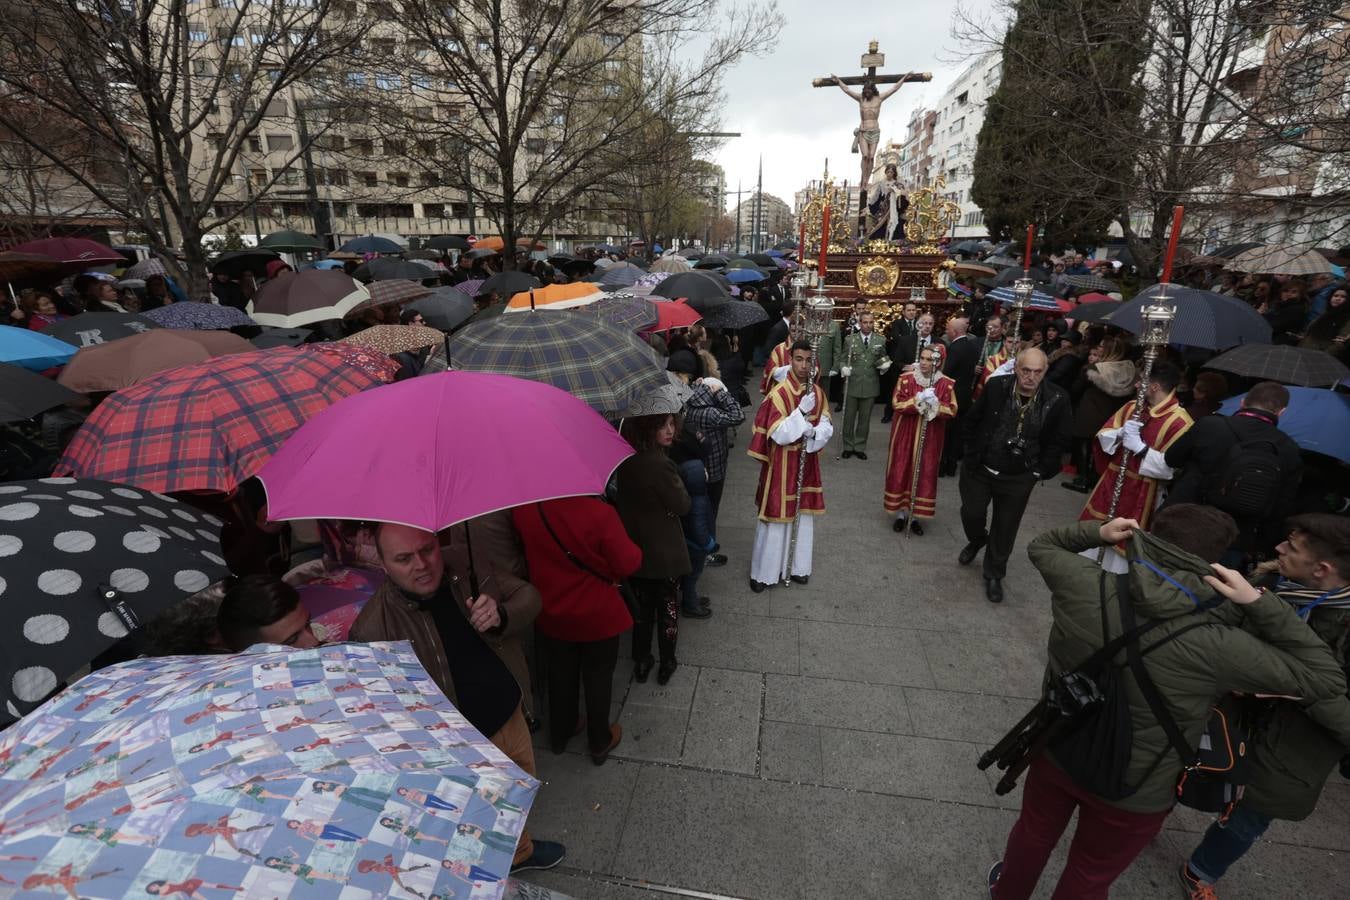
[348,522,563,873]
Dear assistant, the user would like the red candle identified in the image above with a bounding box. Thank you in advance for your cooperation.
[818,203,831,279]
[1024,223,1035,272]
[798,218,806,262]
[1159,205,1186,284]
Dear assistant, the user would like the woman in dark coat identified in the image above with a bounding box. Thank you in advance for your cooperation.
[614,413,691,685]
[1063,337,1136,493]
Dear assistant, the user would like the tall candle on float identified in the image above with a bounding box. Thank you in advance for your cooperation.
[1023,223,1034,273]
[1159,205,1185,284]
[818,202,831,281]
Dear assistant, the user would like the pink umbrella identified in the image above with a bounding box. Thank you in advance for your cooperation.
[11,236,124,267]
[257,371,634,534]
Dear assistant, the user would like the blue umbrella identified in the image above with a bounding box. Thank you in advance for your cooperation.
[599,267,642,289]
[0,327,76,370]
[989,285,1060,311]
[1218,387,1350,463]
[726,268,767,284]
[1104,284,1271,349]
[340,235,404,254]
[302,258,346,270]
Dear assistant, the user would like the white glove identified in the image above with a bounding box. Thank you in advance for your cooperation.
[828,370,838,377]
[797,392,817,415]
[840,366,853,378]
[1122,419,1146,454]
[772,365,790,382]
[919,388,937,404]
[877,358,892,374]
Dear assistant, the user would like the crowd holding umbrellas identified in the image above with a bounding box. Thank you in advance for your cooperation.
[1,220,1347,895]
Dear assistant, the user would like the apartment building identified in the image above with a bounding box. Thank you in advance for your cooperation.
[925,53,1001,239]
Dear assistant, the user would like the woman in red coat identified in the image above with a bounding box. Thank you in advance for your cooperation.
[513,496,642,765]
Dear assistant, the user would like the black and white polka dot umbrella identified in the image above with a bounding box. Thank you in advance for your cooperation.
[0,477,228,723]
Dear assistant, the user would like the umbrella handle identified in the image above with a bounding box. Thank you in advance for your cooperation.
[463,522,481,597]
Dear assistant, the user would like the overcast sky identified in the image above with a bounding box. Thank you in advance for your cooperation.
[708,0,1003,210]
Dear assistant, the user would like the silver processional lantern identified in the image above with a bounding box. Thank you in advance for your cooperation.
[1139,292,1178,349]
[803,287,836,342]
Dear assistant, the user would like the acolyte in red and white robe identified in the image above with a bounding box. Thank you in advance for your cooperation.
[1080,391,1193,530]
[760,340,792,395]
[883,370,958,518]
[747,371,833,583]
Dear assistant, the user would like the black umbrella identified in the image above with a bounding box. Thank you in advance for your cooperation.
[1064,273,1116,293]
[1104,284,1272,349]
[479,271,542,298]
[694,255,728,270]
[426,235,471,251]
[409,288,475,331]
[465,247,499,260]
[0,477,228,723]
[1203,345,1349,388]
[340,235,404,254]
[984,255,1019,268]
[745,253,776,268]
[700,298,770,330]
[993,266,1051,286]
[1210,242,1262,260]
[650,272,731,312]
[353,258,436,282]
[951,240,984,255]
[259,230,324,253]
[678,247,705,259]
[250,327,312,349]
[0,363,81,422]
[210,249,281,277]
[1066,301,1123,324]
[43,312,161,348]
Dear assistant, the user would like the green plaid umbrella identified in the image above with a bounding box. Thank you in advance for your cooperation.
[1203,344,1349,388]
[447,310,667,413]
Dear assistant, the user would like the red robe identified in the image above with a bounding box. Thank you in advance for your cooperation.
[1080,392,1193,528]
[747,372,828,523]
[883,371,958,516]
[760,341,791,395]
[974,345,1010,399]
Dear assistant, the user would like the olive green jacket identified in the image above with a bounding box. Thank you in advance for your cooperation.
[838,330,889,399]
[1030,522,1350,814]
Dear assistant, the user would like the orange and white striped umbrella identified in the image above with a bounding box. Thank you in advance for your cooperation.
[504,282,607,312]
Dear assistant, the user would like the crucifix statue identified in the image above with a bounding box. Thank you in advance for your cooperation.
[813,42,931,239]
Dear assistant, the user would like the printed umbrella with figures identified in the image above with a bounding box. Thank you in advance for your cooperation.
[0,641,535,897]
[0,477,229,723]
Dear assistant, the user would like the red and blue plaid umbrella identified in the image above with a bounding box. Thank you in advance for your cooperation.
[53,345,397,493]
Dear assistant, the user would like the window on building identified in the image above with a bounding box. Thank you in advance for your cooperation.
[525,138,545,154]
[1284,52,1326,104]
[389,172,410,188]
[265,97,286,115]
[331,0,356,15]
[1257,140,1300,176]
[317,135,345,151]
[192,58,213,76]
[250,168,268,187]
[207,132,225,151]
[368,0,394,17]
[224,66,245,85]
[957,90,968,105]
[423,203,445,217]
[385,138,406,156]
[250,32,266,46]
[247,136,262,152]
[351,138,374,156]
[218,28,245,47]
[420,172,443,188]
[412,75,432,91]
[266,133,294,152]
[375,73,401,91]
[442,104,465,120]
[360,171,379,187]
[346,72,366,88]
[327,169,349,186]
[475,36,491,51]
[602,82,620,98]
[601,32,621,47]
[188,23,208,42]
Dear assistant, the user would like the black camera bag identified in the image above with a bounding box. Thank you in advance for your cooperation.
[1049,573,1212,802]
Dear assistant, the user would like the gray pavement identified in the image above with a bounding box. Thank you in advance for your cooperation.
[516,404,1350,898]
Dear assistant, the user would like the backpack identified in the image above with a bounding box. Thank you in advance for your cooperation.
[1206,418,1282,518]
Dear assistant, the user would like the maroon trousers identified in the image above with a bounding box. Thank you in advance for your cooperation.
[992,755,1171,900]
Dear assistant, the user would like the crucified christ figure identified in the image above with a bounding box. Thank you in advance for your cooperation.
[828,74,910,189]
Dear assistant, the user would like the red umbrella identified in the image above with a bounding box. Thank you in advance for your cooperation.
[53,344,397,493]
[643,299,703,334]
[10,237,124,268]
[1077,292,1116,304]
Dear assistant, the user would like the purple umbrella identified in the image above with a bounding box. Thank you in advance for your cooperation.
[258,371,634,533]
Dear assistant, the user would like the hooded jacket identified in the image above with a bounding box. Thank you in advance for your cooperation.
[1072,359,1136,438]
[1030,521,1350,814]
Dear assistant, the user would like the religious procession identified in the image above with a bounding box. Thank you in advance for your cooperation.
[2,5,1350,898]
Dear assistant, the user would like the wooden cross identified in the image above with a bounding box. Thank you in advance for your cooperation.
[809,41,933,90]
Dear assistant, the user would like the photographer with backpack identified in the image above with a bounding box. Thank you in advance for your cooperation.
[1162,381,1302,562]
[986,506,1350,900]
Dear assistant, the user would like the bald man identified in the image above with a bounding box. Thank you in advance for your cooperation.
[957,348,1073,602]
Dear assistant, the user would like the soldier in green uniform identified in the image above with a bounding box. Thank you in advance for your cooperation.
[838,312,891,459]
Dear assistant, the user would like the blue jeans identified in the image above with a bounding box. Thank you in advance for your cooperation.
[1186,806,1272,883]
